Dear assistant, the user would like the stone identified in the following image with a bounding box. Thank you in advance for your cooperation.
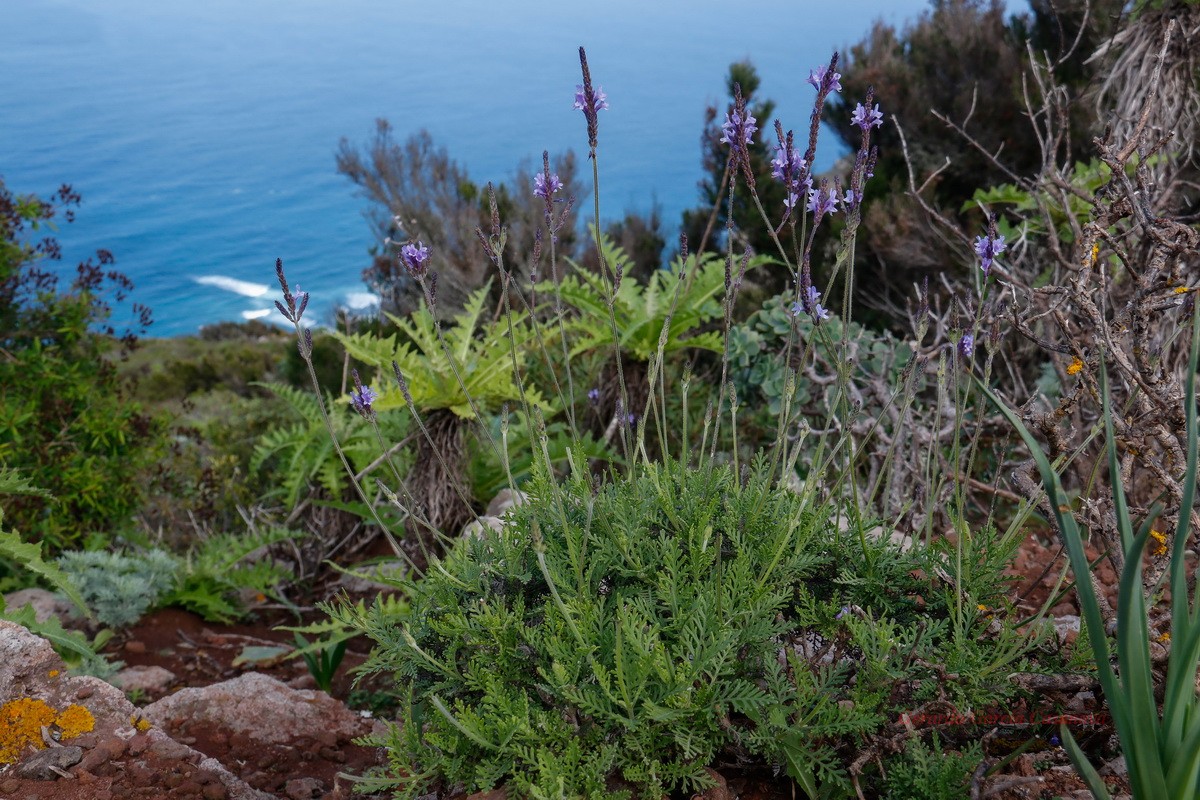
[111,665,176,697]
[1054,615,1082,646]
[461,515,505,540]
[284,777,325,799]
[2,588,80,625]
[143,672,371,746]
[486,488,527,517]
[14,744,83,779]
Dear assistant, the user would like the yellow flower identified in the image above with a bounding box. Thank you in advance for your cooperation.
[1067,358,1084,376]
[55,704,95,739]
[1150,529,1168,556]
[977,603,988,612]
[1175,286,1190,295]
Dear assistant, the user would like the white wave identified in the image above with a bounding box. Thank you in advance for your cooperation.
[195,275,270,298]
[344,291,380,310]
[241,308,272,320]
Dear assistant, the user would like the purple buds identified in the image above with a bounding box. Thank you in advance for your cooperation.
[974,229,1007,276]
[790,284,830,323]
[576,48,607,153]
[807,62,843,96]
[349,369,379,419]
[806,184,839,220]
[273,258,308,323]
[400,241,431,277]
[851,102,884,131]
[534,172,563,198]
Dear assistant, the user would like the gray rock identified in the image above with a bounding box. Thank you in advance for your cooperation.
[486,488,527,517]
[285,777,325,799]
[14,744,83,780]
[461,515,505,540]
[111,665,176,697]
[144,671,371,746]
[2,588,80,625]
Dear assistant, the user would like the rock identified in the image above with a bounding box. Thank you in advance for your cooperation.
[0,619,62,697]
[486,488,527,517]
[143,672,371,746]
[2,588,80,625]
[0,622,271,800]
[1054,615,1082,646]
[111,665,176,697]
[284,777,325,799]
[461,515,505,540]
[14,744,83,779]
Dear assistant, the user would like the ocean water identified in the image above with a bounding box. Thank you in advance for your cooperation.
[2,0,930,336]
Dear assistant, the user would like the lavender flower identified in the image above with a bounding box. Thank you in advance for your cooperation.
[273,258,308,323]
[806,185,839,219]
[400,241,431,277]
[573,84,608,113]
[350,370,379,419]
[806,63,842,95]
[784,191,800,213]
[534,172,562,198]
[843,188,860,208]
[851,102,884,131]
[790,285,830,322]
[835,606,850,620]
[720,110,758,150]
[576,48,607,153]
[587,387,600,403]
[974,232,1007,275]
[959,333,974,359]
[770,142,806,184]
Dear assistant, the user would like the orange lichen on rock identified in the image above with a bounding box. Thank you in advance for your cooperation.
[0,698,97,764]
[0,697,57,764]
[55,704,95,739]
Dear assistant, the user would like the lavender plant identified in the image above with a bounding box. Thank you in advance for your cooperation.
[269,44,1055,800]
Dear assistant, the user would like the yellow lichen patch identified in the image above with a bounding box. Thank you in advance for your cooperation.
[55,704,95,739]
[1150,529,1168,556]
[0,697,58,764]
[130,715,152,733]
[47,670,60,679]
[1067,358,1084,376]
[1157,631,1172,643]
[1175,286,1190,295]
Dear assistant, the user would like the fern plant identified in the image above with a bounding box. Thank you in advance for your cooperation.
[336,283,549,542]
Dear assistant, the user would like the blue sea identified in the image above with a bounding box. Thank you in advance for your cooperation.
[2,0,932,336]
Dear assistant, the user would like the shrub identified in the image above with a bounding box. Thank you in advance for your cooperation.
[349,454,1020,798]
[0,177,166,552]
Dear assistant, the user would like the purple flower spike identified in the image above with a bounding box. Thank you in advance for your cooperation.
[851,102,884,131]
[806,185,839,220]
[974,233,1007,276]
[959,333,974,359]
[790,286,830,323]
[720,110,758,150]
[573,84,608,113]
[534,172,563,198]
[807,64,842,95]
[770,143,806,185]
[350,384,379,419]
[400,241,431,277]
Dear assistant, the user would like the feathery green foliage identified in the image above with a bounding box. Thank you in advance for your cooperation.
[345,450,1025,798]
